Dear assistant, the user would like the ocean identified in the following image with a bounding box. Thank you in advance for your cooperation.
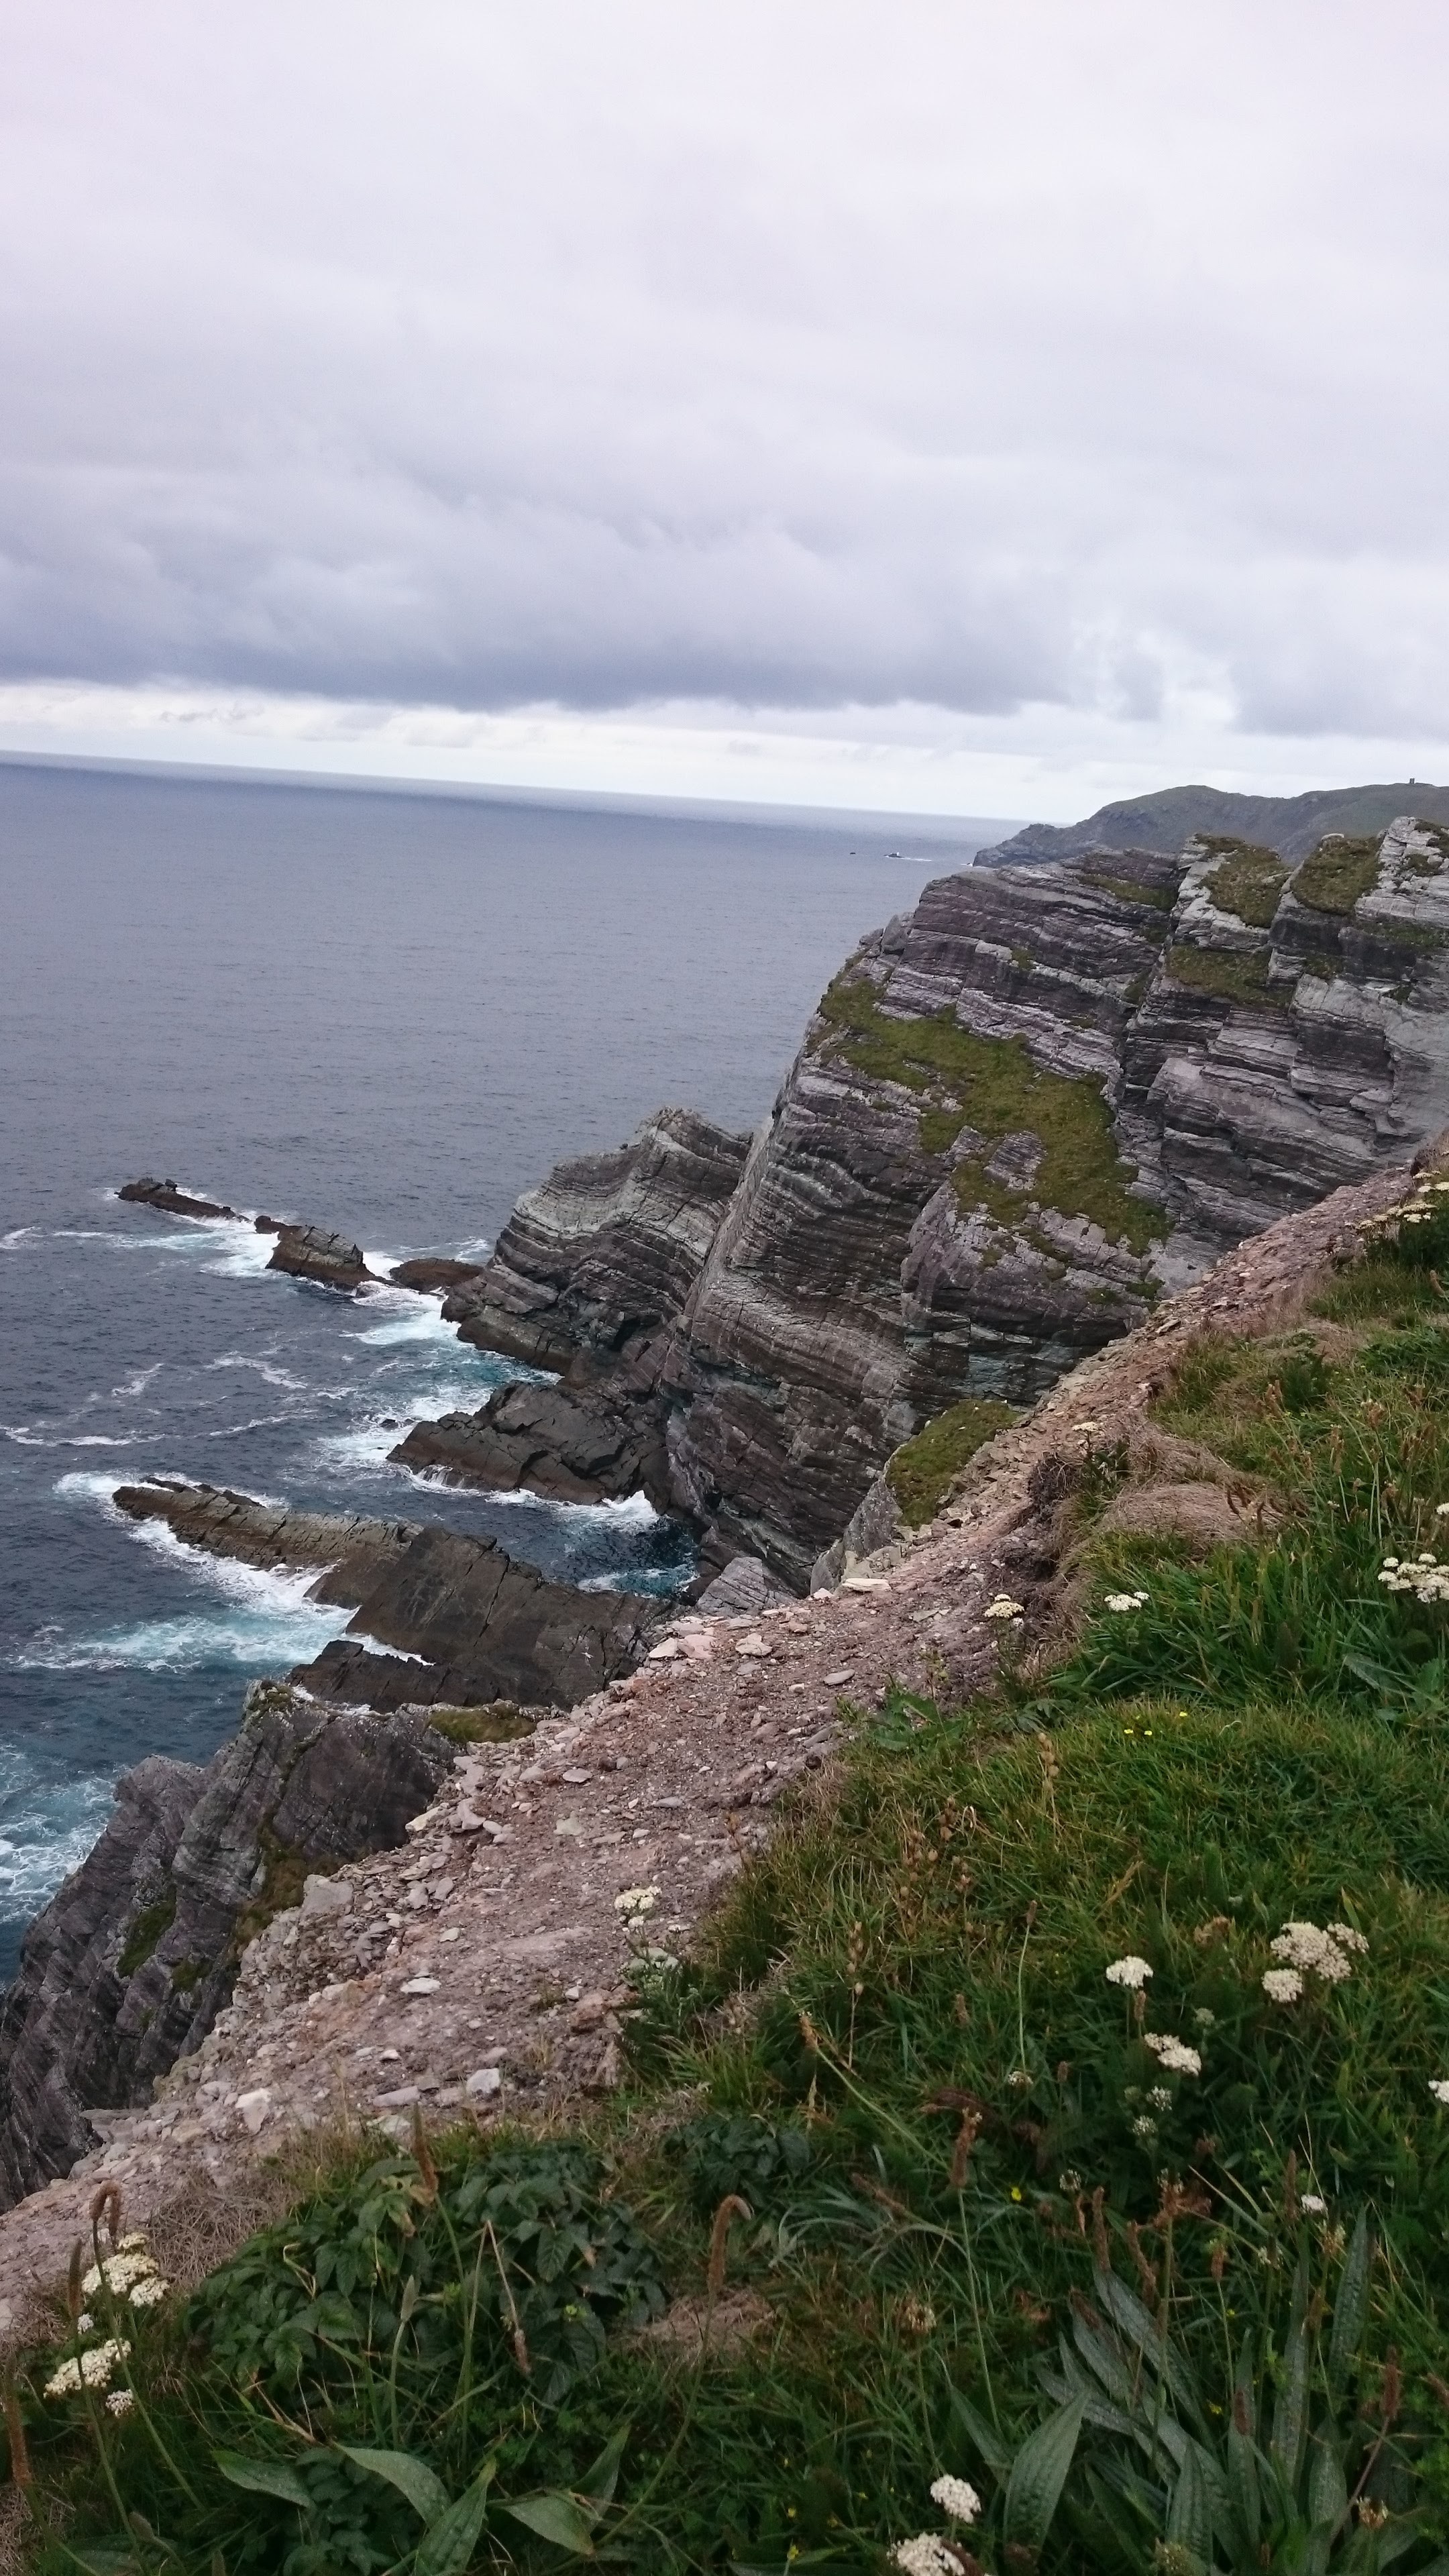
[0,757,1003,1980]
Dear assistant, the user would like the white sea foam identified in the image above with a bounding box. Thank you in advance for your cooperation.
[0,1226,41,1249]
[0,1770,117,1918]
[18,1551,352,1676]
[111,1362,163,1400]
[207,1352,308,1391]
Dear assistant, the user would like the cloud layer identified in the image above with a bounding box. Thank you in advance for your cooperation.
[4,2,1448,776]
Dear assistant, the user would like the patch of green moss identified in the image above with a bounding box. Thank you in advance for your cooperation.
[1199,840,1290,928]
[885,1397,1020,1524]
[1079,868,1174,911]
[427,1701,533,1746]
[1010,945,1033,970]
[1165,943,1275,1004]
[170,1957,205,1996]
[813,975,1167,1253]
[230,1830,327,1957]
[1293,950,1340,985]
[117,1884,176,1978]
[1290,835,1382,916]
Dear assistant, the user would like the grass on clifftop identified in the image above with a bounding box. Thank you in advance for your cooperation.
[1290,836,1384,918]
[13,1195,1449,2574]
[814,973,1167,1255]
[885,1398,1019,1525]
[1196,840,1291,930]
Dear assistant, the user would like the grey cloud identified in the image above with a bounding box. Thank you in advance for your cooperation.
[2,1,1448,738]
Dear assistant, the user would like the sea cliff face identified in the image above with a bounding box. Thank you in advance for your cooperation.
[436,820,1449,1589]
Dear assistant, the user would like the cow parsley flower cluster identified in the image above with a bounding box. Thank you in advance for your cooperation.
[613,1884,660,1920]
[1379,1552,1449,1606]
[1105,1954,1152,1989]
[1269,1921,1364,1985]
[983,1593,1024,1623]
[1143,2031,1202,2076]
[1430,2078,1449,2107]
[81,2233,169,2308]
[44,2339,131,2399]
[929,2476,981,2523]
[1104,1589,1150,1614]
[892,2540,959,2576]
[1263,1968,1303,2003]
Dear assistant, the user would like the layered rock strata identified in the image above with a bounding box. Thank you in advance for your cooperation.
[442,1106,750,1373]
[113,1481,661,1708]
[0,1684,450,2206]
[265,1223,378,1291]
[390,1378,670,1508]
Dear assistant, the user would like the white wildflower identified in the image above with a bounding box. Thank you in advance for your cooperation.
[81,2249,158,2298]
[1132,2114,1158,2139]
[1104,1593,1145,1614]
[1142,2032,1202,2076]
[1382,1556,1401,1568]
[105,2390,136,2418]
[930,2474,982,2523]
[1148,2086,1173,2110]
[984,1594,1024,1622]
[613,1884,660,1919]
[1193,2007,1216,2031]
[1330,1923,1368,1955]
[1271,1921,1354,1984]
[1058,2169,1083,2194]
[1106,1955,1152,1989]
[1438,1504,1449,1518]
[1263,1967,1303,2004]
[74,2312,94,2334]
[1300,2194,1328,2216]
[127,2275,170,2310]
[115,2233,148,2253]
[892,2540,959,2576]
[45,2339,131,2397]
[1430,2078,1449,2106]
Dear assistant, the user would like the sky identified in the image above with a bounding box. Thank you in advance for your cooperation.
[3,3,1448,822]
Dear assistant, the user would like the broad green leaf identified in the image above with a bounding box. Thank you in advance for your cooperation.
[1329,2212,1372,2388]
[417,2477,492,2576]
[1307,2432,1348,2535]
[503,2491,598,2554]
[1270,2311,1310,2485]
[1165,2439,1212,2570]
[580,2424,629,2506]
[334,2445,450,2526]
[948,2385,1011,2481]
[1093,2270,1206,2430]
[215,2454,312,2510]
[1003,2395,1085,2548]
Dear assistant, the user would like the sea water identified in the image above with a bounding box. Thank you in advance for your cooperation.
[0,757,1001,1976]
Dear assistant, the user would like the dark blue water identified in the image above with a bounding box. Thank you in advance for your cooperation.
[0,758,999,1975]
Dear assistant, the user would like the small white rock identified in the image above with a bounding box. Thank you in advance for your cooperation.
[401,1976,441,1996]
[235,2088,272,2135]
[466,2066,502,2098]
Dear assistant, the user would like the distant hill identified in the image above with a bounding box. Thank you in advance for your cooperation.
[973,780,1449,869]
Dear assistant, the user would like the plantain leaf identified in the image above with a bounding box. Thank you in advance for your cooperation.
[1003,2395,1085,2548]
[502,2491,598,2555]
[215,2454,312,2510]
[948,2385,1012,2481]
[580,2424,629,2506]
[417,2477,492,2576]
[1328,2212,1372,2389]
[1307,2432,1348,2535]
[334,2446,450,2526]
[1270,2308,1311,2487]
[1165,2439,1212,2569]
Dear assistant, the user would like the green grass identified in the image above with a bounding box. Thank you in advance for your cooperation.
[117,1885,178,1978]
[15,1221,1449,2571]
[884,1399,1020,1525]
[1197,839,1291,929]
[1290,835,1383,917]
[1077,867,1175,912]
[808,974,1167,1255]
[1165,943,1276,1005]
[427,1703,534,1747]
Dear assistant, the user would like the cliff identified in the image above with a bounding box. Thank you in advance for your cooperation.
[973,778,1449,868]
[441,818,1449,1591]
[0,1685,450,2206]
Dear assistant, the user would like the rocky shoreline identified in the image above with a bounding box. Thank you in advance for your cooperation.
[7,814,1449,2241]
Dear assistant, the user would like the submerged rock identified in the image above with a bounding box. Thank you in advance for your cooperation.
[0,1685,450,2206]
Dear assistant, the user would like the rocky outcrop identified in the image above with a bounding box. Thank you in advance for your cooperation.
[266,1224,378,1291]
[0,1685,450,2206]
[389,1256,489,1293]
[443,1107,750,1373]
[390,1378,671,1507]
[113,1481,662,1707]
[119,1178,239,1220]
[656,820,1449,1585]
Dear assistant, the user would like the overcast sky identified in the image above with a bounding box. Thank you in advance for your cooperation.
[3,3,1448,819]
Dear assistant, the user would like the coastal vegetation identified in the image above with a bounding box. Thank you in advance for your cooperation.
[11,1188,1449,2569]
[884,1399,1019,1527]
[814,975,1166,1254]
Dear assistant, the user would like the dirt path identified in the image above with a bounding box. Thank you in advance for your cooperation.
[0,1159,1415,2347]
